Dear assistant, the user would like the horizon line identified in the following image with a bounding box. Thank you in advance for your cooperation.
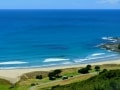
[0,8,120,10]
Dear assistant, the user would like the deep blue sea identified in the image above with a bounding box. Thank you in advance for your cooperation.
[0,10,120,69]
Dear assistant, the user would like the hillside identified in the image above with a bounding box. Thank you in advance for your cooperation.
[0,78,12,90]
[50,69,120,90]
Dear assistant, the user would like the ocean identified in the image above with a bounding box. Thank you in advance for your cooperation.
[0,9,120,69]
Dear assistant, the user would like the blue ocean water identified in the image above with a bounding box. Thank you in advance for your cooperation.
[0,10,120,69]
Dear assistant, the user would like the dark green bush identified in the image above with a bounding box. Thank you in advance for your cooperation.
[31,83,36,86]
[36,75,43,79]
[86,65,92,70]
[95,66,100,72]
[78,68,89,74]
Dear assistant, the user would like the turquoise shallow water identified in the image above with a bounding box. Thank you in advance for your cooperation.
[0,10,120,69]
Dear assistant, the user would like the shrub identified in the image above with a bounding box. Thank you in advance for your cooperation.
[95,66,100,72]
[100,69,108,74]
[78,68,89,74]
[36,75,43,79]
[48,72,55,77]
[86,65,92,70]
[48,69,62,80]
[31,83,36,86]
[54,69,62,77]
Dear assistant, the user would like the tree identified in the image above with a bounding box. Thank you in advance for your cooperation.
[78,68,89,74]
[86,65,92,70]
[48,72,56,80]
[95,66,100,72]
[53,69,62,77]
[48,72,55,77]
[48,69,62,80]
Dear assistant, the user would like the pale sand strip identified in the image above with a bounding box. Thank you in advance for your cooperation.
[0,59,120,84]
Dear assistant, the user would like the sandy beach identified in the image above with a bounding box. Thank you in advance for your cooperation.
[0,59,120,84]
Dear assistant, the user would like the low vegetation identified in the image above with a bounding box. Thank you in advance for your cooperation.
[20,71,49,81]
[36,75,43,79]
[50,69,120,90]
[78,65,100,74]
[48,69,62,80]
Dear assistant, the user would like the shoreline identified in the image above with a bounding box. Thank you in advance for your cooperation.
[0,59,120,84]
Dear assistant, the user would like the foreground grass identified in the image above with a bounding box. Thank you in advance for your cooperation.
[50,69,120,90]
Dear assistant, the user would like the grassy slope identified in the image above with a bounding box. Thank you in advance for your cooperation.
[39,64,120,90]
[10,68,80,90]
[38,73,96,90]
[20,71,49,81]
[50,69,120,90]
[0,79,12,90]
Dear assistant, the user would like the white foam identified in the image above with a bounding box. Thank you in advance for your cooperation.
[0,64,58,69]
[90,53,105,57]
[96,43,105,47]
[0,67,20,69]
[43,58,70,63]
[87,54,117,60]
[74,54,118,63]
[102,37,113,40]
[61,61,73,65]
[102,37,117,42]
[0,61,28,65]
[74,59,87,63]
[86,53,105,59]
[102,37,108,40]
[41,64,57,67]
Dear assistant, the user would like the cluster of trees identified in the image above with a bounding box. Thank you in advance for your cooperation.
[51,69,120,90]
[48,69,62,80]
[35,69,62,80]
[78,65,100,74]
[35,65,100,81]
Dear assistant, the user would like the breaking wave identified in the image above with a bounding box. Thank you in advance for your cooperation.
[0,61,28,65]
[43,58,70,62]
[74,53,119,63]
